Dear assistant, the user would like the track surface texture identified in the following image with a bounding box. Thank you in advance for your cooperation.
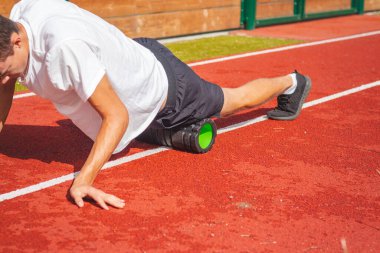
[0,15,379,253]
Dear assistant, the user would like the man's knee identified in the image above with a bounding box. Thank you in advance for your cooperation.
[220,88,240,116]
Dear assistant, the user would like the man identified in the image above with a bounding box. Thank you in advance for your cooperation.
[0,0,311,210]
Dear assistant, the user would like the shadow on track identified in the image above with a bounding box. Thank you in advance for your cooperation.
[0,108,270,170]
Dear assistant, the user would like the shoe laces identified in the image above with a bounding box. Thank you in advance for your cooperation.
[277,94,290,111]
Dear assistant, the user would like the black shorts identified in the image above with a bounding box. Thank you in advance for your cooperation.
[134,38,224,129]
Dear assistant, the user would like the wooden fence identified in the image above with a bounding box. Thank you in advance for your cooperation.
[1,0,379,38]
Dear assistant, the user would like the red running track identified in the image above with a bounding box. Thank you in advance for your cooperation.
[0,33,379,252]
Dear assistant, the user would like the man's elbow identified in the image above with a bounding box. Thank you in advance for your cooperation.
[109,107,129,131]
[0,121,3,133]
[120,107,129,130]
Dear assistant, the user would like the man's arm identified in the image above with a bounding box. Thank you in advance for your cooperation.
[0,78,16,133]
[70,74,129,210]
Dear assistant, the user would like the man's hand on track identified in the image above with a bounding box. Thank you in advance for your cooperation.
[70,184,125,210]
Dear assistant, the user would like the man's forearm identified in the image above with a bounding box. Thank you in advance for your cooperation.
[74,115,128,185]
[69,74,129,209]
[0,78,16,133]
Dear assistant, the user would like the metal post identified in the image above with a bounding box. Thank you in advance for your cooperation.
[244,0,256,30]
[355,0,365,14]
[240,0,245,27]
[294,0,305,18]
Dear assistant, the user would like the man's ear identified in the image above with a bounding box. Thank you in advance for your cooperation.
[11,33,22,49]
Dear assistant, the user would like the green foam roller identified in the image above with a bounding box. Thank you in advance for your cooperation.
[137,118,217,153]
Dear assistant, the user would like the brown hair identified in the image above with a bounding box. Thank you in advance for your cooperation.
[0,15,20,61]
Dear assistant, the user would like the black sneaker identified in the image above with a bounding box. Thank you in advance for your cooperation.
[267,71,312,120]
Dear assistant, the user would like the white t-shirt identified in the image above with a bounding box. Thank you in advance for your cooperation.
[10,0,168,153]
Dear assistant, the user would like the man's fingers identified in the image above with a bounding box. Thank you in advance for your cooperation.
[88,187,125,209]
[93,196,109,210]
[98,200,110,210]
[104,194,125,209]
[71,185,125,210]
[74,196,84,208]
[70,187,86,208]
[88,188,111,210]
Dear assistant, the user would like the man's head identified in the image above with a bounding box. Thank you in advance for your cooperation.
[0,15,29,84]
[0,15,19,61]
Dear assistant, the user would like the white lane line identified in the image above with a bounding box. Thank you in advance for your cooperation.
[1,80,379,202]
[13,30,380,100]
[189,30,380,67]
[14,92,35,99]
[218,80,380,134]
[0,147,169,203]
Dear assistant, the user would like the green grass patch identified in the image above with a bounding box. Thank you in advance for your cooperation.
[165,35,303,63]
[14,35,303,93]
[15,81,27,92]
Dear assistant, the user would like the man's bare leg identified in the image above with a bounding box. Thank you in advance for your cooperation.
[220,75,292,117]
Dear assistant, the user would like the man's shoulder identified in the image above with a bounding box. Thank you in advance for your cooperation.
[11,0,63,20]
[11,0,84,44]
[11,0,85,34]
